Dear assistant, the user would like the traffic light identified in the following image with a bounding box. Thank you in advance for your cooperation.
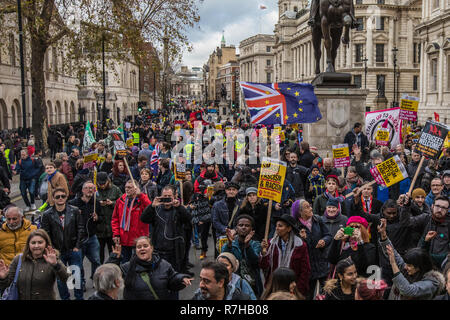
[138,101,146,112]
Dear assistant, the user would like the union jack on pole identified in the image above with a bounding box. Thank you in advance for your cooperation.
[240,82,322,125]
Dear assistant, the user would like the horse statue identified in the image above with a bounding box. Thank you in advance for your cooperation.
[310,0,355,74]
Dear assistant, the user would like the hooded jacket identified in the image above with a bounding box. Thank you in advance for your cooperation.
[111,193,152,247]
[0,219,37,265]
[193,169,222,194]
[96,183,123,239]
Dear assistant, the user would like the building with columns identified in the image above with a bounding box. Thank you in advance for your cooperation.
[239,34,276,84]
[416,0,450,124]
[170,66,205,101]
[274,0,422,112]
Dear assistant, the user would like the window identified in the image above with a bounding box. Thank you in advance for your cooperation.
[413,75,418,91]
[266,59,271,66]
[355,44,363,62]
[266,72,272,83]
[80,72,87,86]
[354,75,362,88]
[356,18,364,31]
[376,44,384,62]
[356,0,363,3]
[376,17,385,31]
[266,46,271,53]
[430,58,438,91]
[377,0,385,4]
[377,75,386,94]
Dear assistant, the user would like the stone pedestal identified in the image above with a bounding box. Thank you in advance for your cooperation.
[373,96,388,110]
[302,87,369,157]
[219,100,229,118]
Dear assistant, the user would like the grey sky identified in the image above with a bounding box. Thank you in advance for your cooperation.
[182,0,278,69]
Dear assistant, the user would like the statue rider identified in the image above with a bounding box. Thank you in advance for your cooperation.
[308,0,358,29]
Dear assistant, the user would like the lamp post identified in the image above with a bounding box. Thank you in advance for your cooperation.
[102,33,106,124]
[362,57,368,89]
[17,0,27,134]
[392,47,398,107]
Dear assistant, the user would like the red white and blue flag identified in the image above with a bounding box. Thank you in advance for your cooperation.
[150,143,160,181]
[240,82,321,125]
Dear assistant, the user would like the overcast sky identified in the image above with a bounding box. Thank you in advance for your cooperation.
[181,0,278,69]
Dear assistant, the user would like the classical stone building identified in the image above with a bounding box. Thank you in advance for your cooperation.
[206,34,237,103]
[170,66,205,101]
[273,0,422,112]
[215,62,239,103]
[416,0,450,124]
[239,34,276,84]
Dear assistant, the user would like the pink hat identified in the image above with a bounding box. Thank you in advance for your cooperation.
[347,216,368,229]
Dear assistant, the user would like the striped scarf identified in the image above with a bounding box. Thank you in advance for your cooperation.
[307,173,325,202]
[121,196,136,232]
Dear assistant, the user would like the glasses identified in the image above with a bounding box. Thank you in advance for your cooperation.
[349,225,361,229]
[434,204,449,211]
[54,195,67,199]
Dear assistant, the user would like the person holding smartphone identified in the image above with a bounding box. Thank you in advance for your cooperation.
[140,185,192,274]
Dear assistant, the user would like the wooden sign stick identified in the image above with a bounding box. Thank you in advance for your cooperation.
[407,155,425,197]
[264,199,273,241]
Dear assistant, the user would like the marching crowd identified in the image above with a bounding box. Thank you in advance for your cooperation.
[0,112,448,301]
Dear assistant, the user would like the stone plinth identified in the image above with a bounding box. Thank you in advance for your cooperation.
[219,100,229,117]
[373,96,388,110]
[303,88,369,157]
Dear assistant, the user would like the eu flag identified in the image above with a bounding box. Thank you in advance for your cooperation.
[240,82,322,125]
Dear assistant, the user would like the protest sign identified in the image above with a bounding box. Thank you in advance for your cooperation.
[399,95,419,121]
[125,122,131,129]
[332,144,350,168]
[82,121,96,153]
[83,151,98,169]
[126,139,134,148]
[370,155,408,187]
[375,128,390,146]
[257,157,287,203]
[108,130,127,156]
[174,161,186,181]
[415,120,449,160]
[365,107,402,148]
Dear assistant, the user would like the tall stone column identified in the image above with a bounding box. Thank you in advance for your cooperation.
[388,17,394,67]
[366,17,373,67]
[438,45,444,105]
[407,19,414,69]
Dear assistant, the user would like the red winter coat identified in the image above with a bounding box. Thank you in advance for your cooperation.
[259,235,311,297]
[111,193,152,247]
[193,170,222,194]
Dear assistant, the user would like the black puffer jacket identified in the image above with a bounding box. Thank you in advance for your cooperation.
[106,253,188,300]
[41,204,85,251]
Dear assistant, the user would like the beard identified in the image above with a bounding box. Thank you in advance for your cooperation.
[7,222,22,231]
[200,289,211,299]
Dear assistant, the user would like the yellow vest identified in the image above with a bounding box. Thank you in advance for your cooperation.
[4,149,11,165]
[184,143,193,159]
[132,132,140,144]
[235,140,245,153]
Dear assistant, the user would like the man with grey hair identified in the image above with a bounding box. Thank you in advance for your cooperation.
[0,205,37,265]
[320,157,342,177]
[88,263,123,300]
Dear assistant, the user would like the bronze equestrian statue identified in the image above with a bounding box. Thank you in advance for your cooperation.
[309,0,358,74]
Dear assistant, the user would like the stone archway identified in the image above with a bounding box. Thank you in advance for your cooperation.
[64,101,68,124]
[0,99,8,130]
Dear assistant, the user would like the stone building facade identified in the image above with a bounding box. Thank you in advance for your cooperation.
[273,0,422,113]
[416,0,450,124]
[206,35,238,103]
[170,66,205,101]
[215,62,239,103]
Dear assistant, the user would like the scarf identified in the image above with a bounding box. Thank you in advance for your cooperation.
[432,214,446,225]
[121,196,136,232]
[47,171,57,182]
[268,231,297,270]
[324,209,340,220]
[124,254,158,288]
[307,173,325,202]
[299,217,312,231]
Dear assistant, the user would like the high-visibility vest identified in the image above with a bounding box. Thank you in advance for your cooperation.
[4,149,11,166]
[235,140,245,153]
[184,143,193,162]
[132,132,140,144]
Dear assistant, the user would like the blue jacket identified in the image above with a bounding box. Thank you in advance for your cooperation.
[298,215,332,280]
[212,198,241,237]
[15,157,41,180]
[425,191,438,208]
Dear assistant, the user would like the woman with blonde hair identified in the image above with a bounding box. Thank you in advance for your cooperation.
[0,229,68,300]
[327,216,376,277]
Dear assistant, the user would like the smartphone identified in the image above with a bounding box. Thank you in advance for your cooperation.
[160,197,172,203]
[343,227,355,236]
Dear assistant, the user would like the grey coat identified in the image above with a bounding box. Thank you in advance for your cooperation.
[379,238,446,300]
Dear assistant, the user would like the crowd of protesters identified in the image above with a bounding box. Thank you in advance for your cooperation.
[0,107,448,301]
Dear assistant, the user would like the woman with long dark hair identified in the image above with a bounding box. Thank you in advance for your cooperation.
[109,160,129,193]
[106,236,193,300]
[260,267,305,300]
[378,219,446,300]
[323,257,357,300]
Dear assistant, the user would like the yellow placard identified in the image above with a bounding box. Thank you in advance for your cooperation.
[400,99,419,112]
[376,129,390,142]
[175,125,181,131]
[215,124,222,130]
[257,158,287,203]
[291,124,299,130]
[375,156,406,187]
[332,147,349,159]
[83,152,98,163]
[174,162,186,181]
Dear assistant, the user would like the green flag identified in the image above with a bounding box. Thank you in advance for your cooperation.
[117,123,125,140]
[83,120,96,154]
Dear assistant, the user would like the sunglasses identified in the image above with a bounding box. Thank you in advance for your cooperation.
[54,195,67,199]
[349,225,361,229]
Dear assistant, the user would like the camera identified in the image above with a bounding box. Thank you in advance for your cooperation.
[343,227,355,236]
[160,197,172,203]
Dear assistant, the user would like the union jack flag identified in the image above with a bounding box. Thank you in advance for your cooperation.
[150,143,160,181]
[240,82,322,125]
